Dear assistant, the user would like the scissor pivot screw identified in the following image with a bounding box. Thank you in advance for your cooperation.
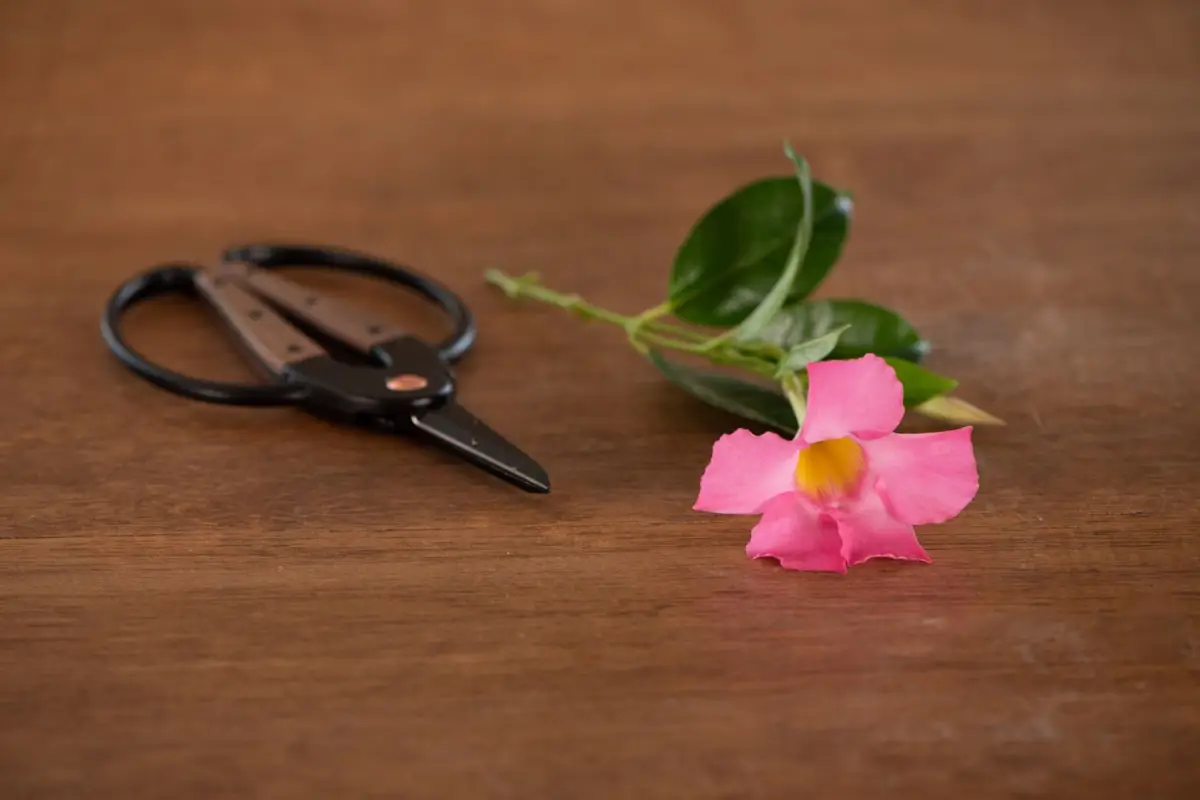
[386,374,428,392]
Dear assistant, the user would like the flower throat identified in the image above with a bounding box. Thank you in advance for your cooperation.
[794,437,865,502]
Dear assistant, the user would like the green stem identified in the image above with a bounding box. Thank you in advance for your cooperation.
[644,319,710,342]
[487,269,705,349]
[630,301,671,329]
[484,268,784,376]
[780,371,809,427]
[625,300,708,346]
[485,269,628,325]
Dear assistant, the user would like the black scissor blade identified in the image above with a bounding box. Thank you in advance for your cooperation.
[410,402,550,493]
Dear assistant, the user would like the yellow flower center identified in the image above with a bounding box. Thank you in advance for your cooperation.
[794,437,866,502]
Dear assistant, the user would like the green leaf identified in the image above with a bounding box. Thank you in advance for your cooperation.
[884,357,958,407]
[915,396,1005,426]
[667,168,852,328]
[774,324,851,377]
[646,350,798,435]
[727,143,813,343]
[757,299,928,362]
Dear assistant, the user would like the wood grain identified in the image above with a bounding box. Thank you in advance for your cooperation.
[2,1,1199,797]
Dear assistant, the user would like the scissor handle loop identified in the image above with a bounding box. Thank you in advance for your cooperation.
[100,262,306,406]
[100,245,478,406]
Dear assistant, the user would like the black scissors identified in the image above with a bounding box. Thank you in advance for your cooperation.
[100,243,550,493]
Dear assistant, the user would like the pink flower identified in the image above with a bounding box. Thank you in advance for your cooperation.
[694,354,979,573]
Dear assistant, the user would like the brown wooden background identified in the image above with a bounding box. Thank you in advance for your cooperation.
[2,1,1199,798]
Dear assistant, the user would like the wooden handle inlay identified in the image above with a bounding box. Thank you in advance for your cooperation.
[216,261,404,354]
[194,270,325,375]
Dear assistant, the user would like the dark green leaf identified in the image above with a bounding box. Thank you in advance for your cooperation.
[646,350,798,435]
[884,357,958,406]
[729,143,813,343]
[667,173,852,328]
[757,299,928,362]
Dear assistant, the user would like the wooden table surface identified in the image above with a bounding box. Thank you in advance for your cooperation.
[2,1,1198,797]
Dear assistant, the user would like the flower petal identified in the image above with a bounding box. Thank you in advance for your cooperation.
[799,354,904,444]
[694,429,801,514]
[834,490,930,566]
[864,427,979,525]
[747,494,846,573]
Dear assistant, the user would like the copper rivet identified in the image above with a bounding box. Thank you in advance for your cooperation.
[386,374,428,392]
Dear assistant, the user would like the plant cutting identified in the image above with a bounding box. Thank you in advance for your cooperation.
[485,142,1001,571]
